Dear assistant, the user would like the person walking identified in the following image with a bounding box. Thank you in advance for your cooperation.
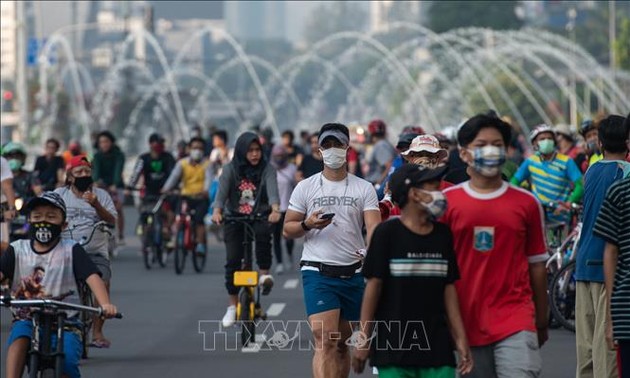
[283,123,381,378]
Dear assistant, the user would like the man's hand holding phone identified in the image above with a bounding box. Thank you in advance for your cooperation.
[305,210,334,230]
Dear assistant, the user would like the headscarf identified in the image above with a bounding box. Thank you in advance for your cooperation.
[233,131,266,183]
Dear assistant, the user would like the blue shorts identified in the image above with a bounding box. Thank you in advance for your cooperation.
[8,319,82,378]
[301,270,365,321]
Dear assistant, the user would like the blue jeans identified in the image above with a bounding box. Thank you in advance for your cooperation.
[8,319,82,378]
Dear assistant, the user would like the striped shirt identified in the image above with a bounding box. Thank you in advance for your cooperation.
[513,152,582,223]
[593,177,630,340]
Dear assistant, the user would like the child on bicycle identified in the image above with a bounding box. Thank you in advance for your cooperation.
[211,131,281,327]
[0,192,118,378]
[352,164,472,377]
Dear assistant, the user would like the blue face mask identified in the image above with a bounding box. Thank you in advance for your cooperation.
[8,159,23,171]
[467,146,506,177]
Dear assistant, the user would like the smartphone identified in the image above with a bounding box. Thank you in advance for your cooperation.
[319,213,335,220]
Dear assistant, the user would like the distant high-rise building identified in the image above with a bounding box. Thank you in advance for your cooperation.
[225,1,286,41]
[0,1,17,81]
[370,1,425,32]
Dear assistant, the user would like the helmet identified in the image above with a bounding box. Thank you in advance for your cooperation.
[554,124,574,140]
[2,142,27,156]
[579,119,596,137]
[529,124,556,143]
[368,119,387,136]
[400,125,425,136]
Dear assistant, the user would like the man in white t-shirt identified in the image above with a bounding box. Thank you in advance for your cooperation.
[284,122,381,378]
[1,156,17,252]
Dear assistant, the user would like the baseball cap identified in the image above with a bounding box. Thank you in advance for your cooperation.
[66,155,91,171]
[318,129,349,146]
[25,192,67,219]
[389,164,448,206]
[401,135,448,160]
[149,133,165,144]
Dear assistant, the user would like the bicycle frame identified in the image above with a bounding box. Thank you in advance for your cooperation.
[546,221,582,272]
[225,216,268,324]
[141,196,167,247]
[175,199,194,250]
[1,296,121,377]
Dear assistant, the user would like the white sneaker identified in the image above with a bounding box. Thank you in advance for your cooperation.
[259,274,274,295]
[222,305,236,328]
[274,264,284,275]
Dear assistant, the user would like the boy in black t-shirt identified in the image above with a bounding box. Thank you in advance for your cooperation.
[352,164,472,377]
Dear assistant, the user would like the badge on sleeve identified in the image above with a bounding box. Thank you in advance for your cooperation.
[473,227,494,252]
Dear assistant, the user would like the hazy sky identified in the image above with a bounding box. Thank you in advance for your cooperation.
[34,1,89,37]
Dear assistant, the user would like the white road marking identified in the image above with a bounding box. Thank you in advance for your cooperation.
[283,279,299,289]
[240,335,266,353]
[266,303,286,317]
[241,343,261,353]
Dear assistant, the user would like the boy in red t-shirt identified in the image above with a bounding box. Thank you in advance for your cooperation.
[441,114,549,378]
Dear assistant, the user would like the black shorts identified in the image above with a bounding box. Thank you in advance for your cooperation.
[180,197,209,225]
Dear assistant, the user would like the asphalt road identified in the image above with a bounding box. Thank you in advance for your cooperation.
[1,207,577,377]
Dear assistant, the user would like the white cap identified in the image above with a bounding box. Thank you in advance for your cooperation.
[401,135,448,160]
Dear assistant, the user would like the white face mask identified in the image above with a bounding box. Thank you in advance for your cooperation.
[190,148,204,161]
[418,189,447,219]
[320,147,347,169]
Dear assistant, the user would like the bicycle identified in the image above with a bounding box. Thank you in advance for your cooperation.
[0,292,122,378]
[173,195,207,275]
[224,214,269,347]
[546,203,583,332]
[69,220,114,359]
[137,194,169,270]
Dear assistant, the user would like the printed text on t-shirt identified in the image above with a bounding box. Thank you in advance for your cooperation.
[312,196,359,208]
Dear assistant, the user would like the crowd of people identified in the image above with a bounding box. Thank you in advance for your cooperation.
[0,111,629,378]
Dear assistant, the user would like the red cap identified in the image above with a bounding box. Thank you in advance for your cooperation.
[66,155,91,171]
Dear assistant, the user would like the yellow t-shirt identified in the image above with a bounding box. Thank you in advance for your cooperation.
[180,159,209,196]
[589,153,603,166]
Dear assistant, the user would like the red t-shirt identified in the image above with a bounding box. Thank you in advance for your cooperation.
[441,181,547,347]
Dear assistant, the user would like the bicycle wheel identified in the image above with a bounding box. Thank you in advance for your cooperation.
[28,352,39,378]
[192,244,207,273]
[239,289,255,347]
[78,282,94,359]
[550,260,576,332]
[156,246,167,268]
[174,225,187,275]
[154,216,167,268]
[144,215,156,270]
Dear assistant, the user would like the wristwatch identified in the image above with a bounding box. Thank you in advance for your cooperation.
[301,220,311,231]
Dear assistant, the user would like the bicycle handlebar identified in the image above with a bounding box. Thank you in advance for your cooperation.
[0,296,123,319]
[543,202,583,212]
[223,214,269,223]
[70,221,115,247]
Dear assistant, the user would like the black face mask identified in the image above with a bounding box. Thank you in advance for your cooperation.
[73,176,93,192]
[30,222,62,245]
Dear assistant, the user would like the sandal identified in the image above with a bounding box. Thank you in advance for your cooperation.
[89,339,111,348]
